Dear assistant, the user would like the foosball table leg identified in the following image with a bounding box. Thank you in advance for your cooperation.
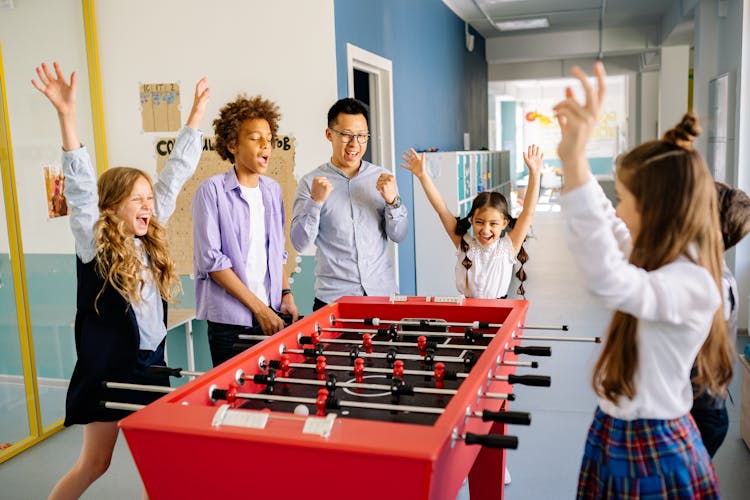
[468,420,507,499]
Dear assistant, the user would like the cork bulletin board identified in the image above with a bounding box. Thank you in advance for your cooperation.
[156,135,299,279]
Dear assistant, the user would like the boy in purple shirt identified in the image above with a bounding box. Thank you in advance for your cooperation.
[192,95,298,366]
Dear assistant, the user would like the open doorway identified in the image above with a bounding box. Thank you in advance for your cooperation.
[346,43,399,283]
[491,75,629,212]
[352,68,374,164]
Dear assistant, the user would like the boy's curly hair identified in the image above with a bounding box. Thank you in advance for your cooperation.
[213,95,281,163]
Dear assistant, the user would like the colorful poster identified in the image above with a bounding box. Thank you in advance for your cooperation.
[42,163,68,219]
[140,83,181,132]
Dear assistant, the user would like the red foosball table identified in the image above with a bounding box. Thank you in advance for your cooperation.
[119,296,551,500]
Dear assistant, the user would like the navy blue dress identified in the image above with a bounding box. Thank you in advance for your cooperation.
[64,257,170,426]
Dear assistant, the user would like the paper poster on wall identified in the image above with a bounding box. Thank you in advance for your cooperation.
[42,162,68,219]
[140,83,181,132]
[156,135,298,278]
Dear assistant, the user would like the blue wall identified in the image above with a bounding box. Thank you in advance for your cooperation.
[333,0,488,295]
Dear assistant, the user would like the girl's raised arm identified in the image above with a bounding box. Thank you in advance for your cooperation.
[508,144,543,254]
[32,62,79,151]
[32,61,97,262]
[400,148,461,247]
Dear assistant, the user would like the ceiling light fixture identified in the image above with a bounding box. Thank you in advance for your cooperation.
[494,17,549,31]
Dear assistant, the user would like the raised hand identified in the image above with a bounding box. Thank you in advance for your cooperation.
[554,63,607,165]
[553,62,607,190]
[31,62,76,117]
[186,77,210,130]
[32,62,79,151]
[400,148,426,178]
[522,144,544,177]
[310,176,333,204]
[376,173,398,205]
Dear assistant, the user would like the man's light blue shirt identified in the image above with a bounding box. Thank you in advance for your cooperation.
[291,160,408,303]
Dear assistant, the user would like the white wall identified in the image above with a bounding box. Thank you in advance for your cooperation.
[735,0,750,331]
[95,0,337,183]
[658,45,690,136]
[638,71,659,142]
[690,0,749,331]
[692,1,720,158]
[0,0,98,254]
[0,0,337,255]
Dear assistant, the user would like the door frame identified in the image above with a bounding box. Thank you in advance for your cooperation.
[345,43,399,285]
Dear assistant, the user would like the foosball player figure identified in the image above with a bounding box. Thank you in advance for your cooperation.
[315,356,327,381]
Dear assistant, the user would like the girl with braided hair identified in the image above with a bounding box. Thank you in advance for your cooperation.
[556,62,730,499]
[401,145,542,299]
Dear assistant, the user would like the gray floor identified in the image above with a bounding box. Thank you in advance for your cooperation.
[1,208,749,499]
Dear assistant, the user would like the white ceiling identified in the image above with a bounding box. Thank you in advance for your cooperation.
[443,0,696,74]
[443,0,683,39]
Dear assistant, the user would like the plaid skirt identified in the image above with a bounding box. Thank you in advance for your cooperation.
[577,407,719,499]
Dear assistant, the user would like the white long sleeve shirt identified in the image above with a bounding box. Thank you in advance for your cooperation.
[560,177,720,420]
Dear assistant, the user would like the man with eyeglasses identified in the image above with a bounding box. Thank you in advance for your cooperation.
[292,97,408,310]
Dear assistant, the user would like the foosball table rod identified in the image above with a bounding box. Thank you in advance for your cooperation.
[514,333,601,343]
[262,357,541,374]
[102,381,174,393]
[501,360,538,368]
[276,342,550,363]
[260,358,551,387]
[329,314,568,332]
[101,401,145,412]
[317,324,586,345]
[248,372,514,399]
[301,333,490,351]
[282,346,466,364]
[208,385,520,450]
[319,325,476,339]
[238,333,489,351]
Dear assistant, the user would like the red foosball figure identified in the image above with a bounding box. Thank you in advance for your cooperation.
[353,358,365,384]
[316,388,329,416]
[315,356,327,381]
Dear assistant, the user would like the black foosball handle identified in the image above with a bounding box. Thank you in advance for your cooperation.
[507,374,551,387]
[465,433,518,450]
[512,345,551,357]
[147,365,183,378]
[481,410,531,426]
[210,388,228,401]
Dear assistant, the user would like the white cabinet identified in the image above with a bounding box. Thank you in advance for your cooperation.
[413,150,511,296]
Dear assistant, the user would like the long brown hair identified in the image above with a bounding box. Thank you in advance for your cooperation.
[93,167,180,310]
[593,113,732,402]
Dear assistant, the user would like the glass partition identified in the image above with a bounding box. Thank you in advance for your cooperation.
[0,0,102,461]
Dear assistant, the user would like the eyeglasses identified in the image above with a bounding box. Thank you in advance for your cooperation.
[329,128,370,145]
